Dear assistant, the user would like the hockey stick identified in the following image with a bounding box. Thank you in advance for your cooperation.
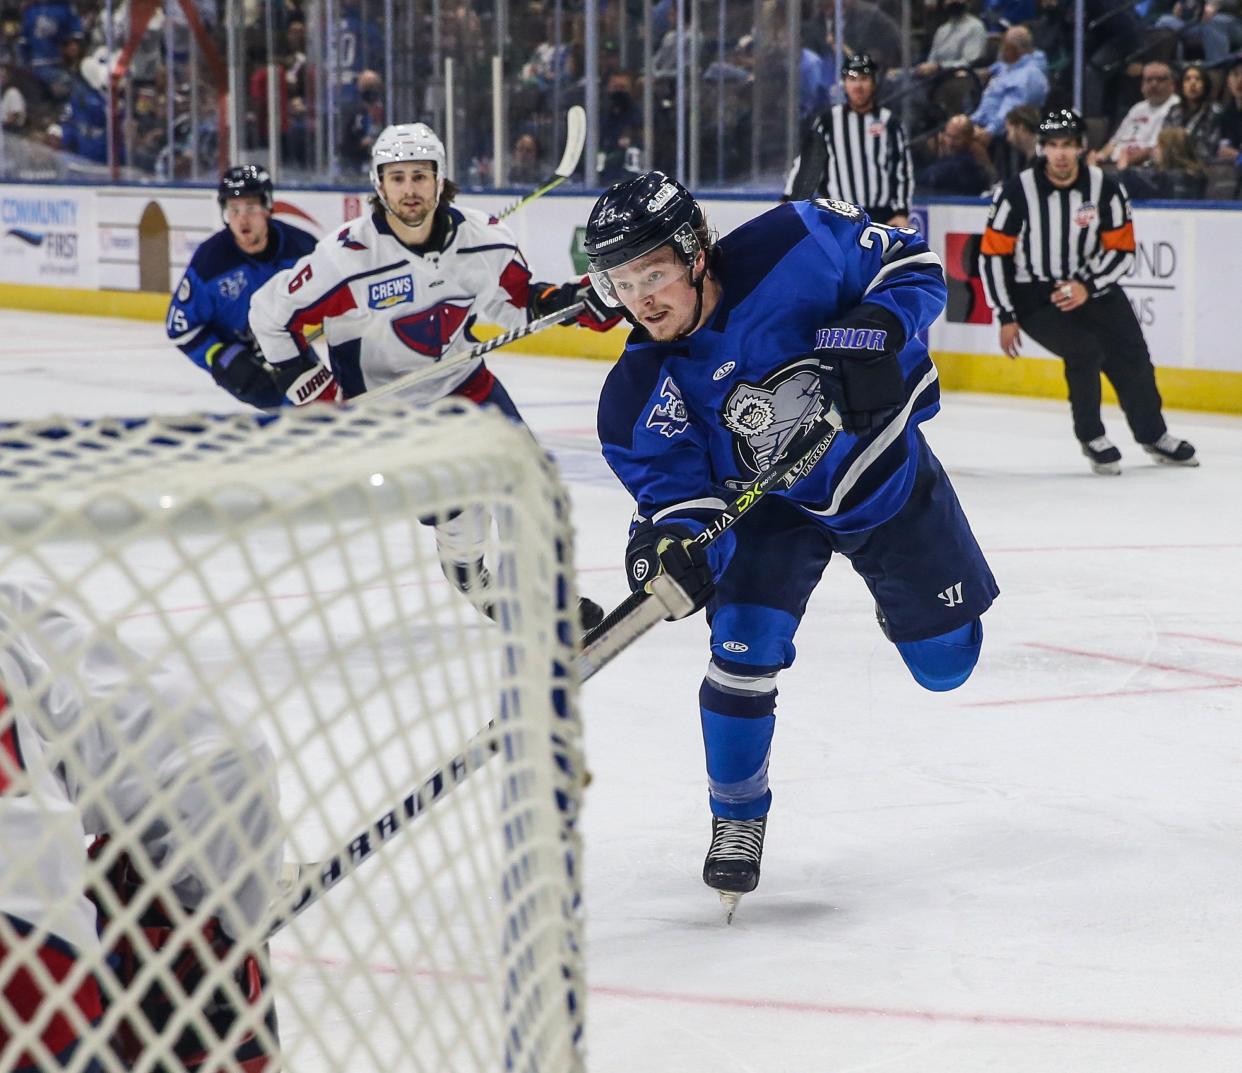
[268,408,842,934]
[358,300,585,405]
[495,105,587,221]
[574,403,845,680]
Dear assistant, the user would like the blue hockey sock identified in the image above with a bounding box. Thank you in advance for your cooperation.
[699,662,778,820]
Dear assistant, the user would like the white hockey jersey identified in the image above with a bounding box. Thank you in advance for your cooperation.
[0,580,282,955]
[249,203,536,401]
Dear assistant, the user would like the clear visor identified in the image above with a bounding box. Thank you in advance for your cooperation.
[587,223,701,308]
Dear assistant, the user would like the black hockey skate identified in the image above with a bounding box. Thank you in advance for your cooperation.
[703,816,767,923]
[1142,433,1199,467]
[1080,435,1121,476]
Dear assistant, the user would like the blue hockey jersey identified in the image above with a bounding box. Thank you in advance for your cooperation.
[597,199,947,575]
[166,219,318,372]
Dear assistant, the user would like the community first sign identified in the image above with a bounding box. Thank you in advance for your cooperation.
[0,191,96,287]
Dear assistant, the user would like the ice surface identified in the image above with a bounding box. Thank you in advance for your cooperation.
[3,309,1239,1071]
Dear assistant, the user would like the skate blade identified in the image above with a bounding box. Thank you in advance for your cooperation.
[1088,460,1121,476]
[1145,451,1199,468]
[718,890,744,924]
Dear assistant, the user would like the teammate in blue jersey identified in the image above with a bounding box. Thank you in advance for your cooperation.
[585,172,999,919]
[166,165,320,409]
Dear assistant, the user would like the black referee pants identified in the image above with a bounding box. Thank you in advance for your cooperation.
[1013,285,1167,445]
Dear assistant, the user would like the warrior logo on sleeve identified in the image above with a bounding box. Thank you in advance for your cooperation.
[722,359,824,477]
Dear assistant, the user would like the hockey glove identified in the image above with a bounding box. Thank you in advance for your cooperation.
[529,278,624,332]
[625,524,714,619]
[206,342,285,409]
[813,306,907,435]
[272,350,341,406]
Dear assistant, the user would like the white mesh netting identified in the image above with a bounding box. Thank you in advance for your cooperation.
[0,401,586,1073]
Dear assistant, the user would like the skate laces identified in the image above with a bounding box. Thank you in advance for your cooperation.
[709,818,765,863]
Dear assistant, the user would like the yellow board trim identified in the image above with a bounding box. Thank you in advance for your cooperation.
[0,283,168,321]
[4,284,1239,413]
[933,350,1242,415]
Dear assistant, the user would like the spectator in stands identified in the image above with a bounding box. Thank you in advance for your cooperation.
[510,131,542,184]
[599,70,643,184]
[1,56,24,131]
[1168,62,1223,164]
[823,0,902,70]
[20,0,81,89]
[1124,126,1209,198]
[1002,102,1040,173]
[339,68,384,175]
[1153,0,1242,65]
[1217,57,1242,164]
[519,10,572,93]
[59,44,108,163]
[916,0,989,77]
[916,112,994,192]
[1090,61,1179,168]
[969,26,1049,143]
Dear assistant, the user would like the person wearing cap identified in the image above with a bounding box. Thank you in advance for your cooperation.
[978,108,1198,474]
[783,52,913,226]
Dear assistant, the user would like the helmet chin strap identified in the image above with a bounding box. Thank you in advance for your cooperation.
[669,262,707,342]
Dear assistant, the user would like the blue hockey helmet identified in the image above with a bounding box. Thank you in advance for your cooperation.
[583,170,705,307]
[218,164,274,211]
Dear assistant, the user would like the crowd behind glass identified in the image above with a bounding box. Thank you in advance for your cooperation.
[1,0,1239,199]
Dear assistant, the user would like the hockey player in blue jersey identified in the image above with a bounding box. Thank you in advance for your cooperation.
[585,172,999,919]
[166,165,320,409]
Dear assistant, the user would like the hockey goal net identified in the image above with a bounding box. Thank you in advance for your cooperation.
[0,401,586,1073]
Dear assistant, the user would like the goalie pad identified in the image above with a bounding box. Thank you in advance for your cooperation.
[86,839,279,1073]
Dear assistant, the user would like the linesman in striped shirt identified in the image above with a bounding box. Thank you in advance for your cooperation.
[978,108,1197,475]
[784,53,913,226]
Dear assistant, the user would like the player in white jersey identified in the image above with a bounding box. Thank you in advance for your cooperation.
[0,579,283,1073]
[249,122,619,405]
[250,122,615,626]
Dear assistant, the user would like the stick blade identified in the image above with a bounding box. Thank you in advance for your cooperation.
[556,105,587,178]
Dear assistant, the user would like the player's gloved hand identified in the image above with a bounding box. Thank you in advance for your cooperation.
[207,342,285,409]
[625,524,714,618]
[529,278,624,332]
[812,305,907,435]
[272,351,341,406]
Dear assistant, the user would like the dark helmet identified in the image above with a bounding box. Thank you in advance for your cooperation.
[584,170,705,305]
[1038,107,1086,145]
[842,52,878,80]
[218,164,273,211]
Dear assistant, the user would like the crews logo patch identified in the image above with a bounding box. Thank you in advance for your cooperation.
[721,358,825,477]
[369,274,414,309]
[1074,203,1097,228]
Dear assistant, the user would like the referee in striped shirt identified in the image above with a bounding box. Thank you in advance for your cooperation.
[784,53,913,226]
[979,108,1197,475]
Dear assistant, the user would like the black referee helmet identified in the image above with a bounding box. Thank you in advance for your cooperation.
[842,52,878,80]
[1038,108,1086,146]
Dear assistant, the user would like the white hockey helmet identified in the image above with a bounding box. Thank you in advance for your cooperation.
[370,123,447,208]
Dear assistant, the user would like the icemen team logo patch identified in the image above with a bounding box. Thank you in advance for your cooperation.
[722,359,825,477]
[815,198,861,220]
[646,376,689,438]
[369,275,414,309]
[1074,203,1098,228]
[217,270,246,300]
